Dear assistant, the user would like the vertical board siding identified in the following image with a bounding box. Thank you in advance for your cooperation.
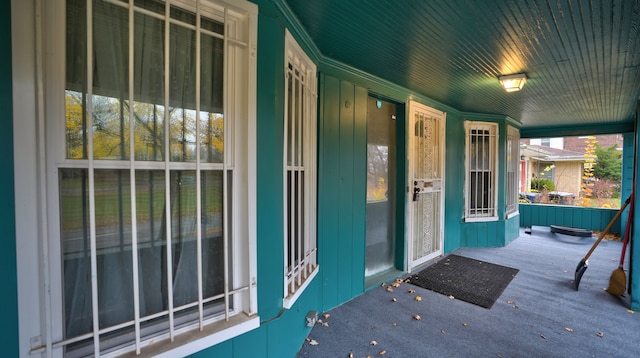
[0,0,18,353]
[632,117,640,311]
[352,86,368,292]
[443,113,465,253]
[318,74,367,311]
[255,16,286,319]
[505,215,520,244]
[337,81,356,304]
[620,132,634,237]
[318,74,341,310]
[519,204,622,234]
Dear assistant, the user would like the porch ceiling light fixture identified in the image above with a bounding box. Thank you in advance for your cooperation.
[499,73,527,92]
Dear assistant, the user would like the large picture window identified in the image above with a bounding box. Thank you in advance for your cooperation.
[38,0,257,356]
[283,30,318,308]
[464,121,498,221]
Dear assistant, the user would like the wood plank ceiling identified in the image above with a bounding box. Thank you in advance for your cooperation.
[284,0,640,131]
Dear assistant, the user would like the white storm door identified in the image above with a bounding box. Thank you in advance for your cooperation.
[407,101,446,271]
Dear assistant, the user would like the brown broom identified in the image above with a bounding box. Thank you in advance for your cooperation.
[607,189,633,296]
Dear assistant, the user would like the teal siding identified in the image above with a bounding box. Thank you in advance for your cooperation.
[443,112,465,253]
[0,0,18,354]
[255,14,286,319]
[621,132,634,237]
[317,74,367,311]
[505,215,520,244]
[519,204,623,234]
[632,111,640,311]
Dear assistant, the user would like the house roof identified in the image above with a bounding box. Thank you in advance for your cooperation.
[284,0,640,135]
[520,144,585,161]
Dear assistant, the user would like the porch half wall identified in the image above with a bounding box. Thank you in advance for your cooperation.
[519,204,622,234]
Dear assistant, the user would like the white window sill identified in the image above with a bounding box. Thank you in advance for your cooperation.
[464,216,499,223]
[506,211,520,219]
[146,314,260,358]
[283,265,319,309]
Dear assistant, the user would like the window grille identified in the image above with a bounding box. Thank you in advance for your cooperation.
[40,0,257,356]
[506,126,520,216]
[465,122,498,220]
[283,30,318,307]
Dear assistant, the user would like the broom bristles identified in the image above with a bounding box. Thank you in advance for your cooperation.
[606,268,626,296]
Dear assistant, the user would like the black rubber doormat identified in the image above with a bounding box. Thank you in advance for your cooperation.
[409,254,519,309]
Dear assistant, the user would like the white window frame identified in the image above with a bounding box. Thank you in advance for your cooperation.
[14,0,259,357]
[506,125,520,218]
[282,29,319,309]
[464,121,499,222]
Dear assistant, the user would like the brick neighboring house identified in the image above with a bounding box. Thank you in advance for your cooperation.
[520,144,585,202]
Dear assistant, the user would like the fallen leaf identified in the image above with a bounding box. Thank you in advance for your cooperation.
[448,295,455,300]
[305,338,310,342]
[513,305,519,309]
[441,330,446,334]
[322,322,329,327]
[391,282,401,288]
[596,332,605,338]
[323,313,330,319]
[565,327,573,332]
[415,296,422,301]
[381,282,387,287]
[627,309,635,314]
[386,286,394,292]
[348,352,354,358]
[309,339,319,346]
[408,288,416,293]
[463,323,468,327]
[392,297,397,302]
[379,350,387,355]
[413,314,421,320]
[392,322,397,327]
[507,300,515,305]
[404,278,411,283]
[370,340,378,346]
[540,334,546,340]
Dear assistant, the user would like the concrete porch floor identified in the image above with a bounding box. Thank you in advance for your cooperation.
[298,226,640,357]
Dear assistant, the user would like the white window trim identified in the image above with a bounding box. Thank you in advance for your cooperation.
[464,121,499,222]
[14,0,259,356]
[506,125,520,218]
[282,29,319,309]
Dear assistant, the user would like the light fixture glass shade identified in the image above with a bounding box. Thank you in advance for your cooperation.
[499,73,527,92]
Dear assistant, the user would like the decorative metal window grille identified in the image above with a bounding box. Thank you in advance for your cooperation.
[42,0,257,356]
[283,30,318,307]
[506,126,520,216]
[465,122,498,220]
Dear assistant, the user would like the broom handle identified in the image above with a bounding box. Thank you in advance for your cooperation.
[620,190,634,266]
[583,197,630,261]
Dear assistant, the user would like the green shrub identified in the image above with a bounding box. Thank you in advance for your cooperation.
[531,178,555,191]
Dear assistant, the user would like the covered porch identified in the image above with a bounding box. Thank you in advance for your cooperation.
[299,226,640,357]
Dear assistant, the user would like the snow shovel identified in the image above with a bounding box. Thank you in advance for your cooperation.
[607,191,633,296]
[574,196,630,290]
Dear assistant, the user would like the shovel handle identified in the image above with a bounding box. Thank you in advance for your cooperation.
[583,197,630,261]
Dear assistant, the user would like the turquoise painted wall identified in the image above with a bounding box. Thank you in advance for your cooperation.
[317,74,368,311]
[620,132,634,239]
[1,0,18,354]
[631,106,639,311]
[519,204,623,234]
[443,112,465,253]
